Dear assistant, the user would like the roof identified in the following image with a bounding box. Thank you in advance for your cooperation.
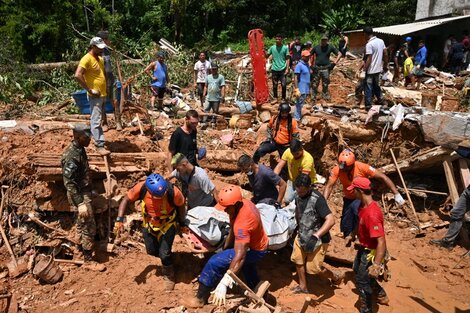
[346,15,470,36]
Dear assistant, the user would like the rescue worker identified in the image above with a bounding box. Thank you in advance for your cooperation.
[430,183,470,250]
[114,173,186,291]
[323,149,405,237]
[253,103,300,165]
[290,174,336,293]
[61,124,105,271]
[169,153,217,209]
[237,154,287,205]
[274,139,317,204]
[184,185,269,308]
[349,177,389,313]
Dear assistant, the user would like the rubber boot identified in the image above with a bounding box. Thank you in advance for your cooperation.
[377,289,390,305]
[161,265,176,291]
[358,289,372,313]
[182,283,211,308]
[82,250,106,272]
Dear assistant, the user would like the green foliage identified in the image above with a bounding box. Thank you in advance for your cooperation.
[320,4,365,35]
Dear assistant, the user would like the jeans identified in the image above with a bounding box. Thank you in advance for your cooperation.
[203,101,220,123]
[89,96,106,147]
[444,186,470,243]
[312,67,330,99]
[272,70,286,99]
[142,225,176,266]
[365,73,384,108]
[341,198,362,237]
[198,249,268,289]
[295,94,307,121]
[353,247,386,313]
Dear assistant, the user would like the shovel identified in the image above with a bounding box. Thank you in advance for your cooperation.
[103,156,118,250]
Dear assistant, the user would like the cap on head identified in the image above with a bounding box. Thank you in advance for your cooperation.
[338,149,355,169]
[211,62,218,69]
[72,123,91,137]
[321,34,329,40]
[90,37,107,49]
[301,50,310,57]
[279,102,291,113]
[346,177,371,191]
[96,30,109,40]
[171,153,187,167]
[156,51,165,58]
[305,41,312,46]
[405,36,412,42]
[215,184,243,211]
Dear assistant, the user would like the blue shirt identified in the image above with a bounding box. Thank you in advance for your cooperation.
[248,164,281,204]
[294,60,310,95]
[151,61,167,88]
[415,46,427,66]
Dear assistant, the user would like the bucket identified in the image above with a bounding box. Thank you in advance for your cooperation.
[71,88,120,114]
[33,255,63,284]
[236,101,253,114]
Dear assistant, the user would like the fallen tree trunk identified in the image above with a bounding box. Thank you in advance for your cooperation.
[380,146,455,175]
[301,116,378,141]
[29,150,243,181]
[28,59,143,71]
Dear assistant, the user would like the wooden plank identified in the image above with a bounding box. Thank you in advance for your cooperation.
[458,158,470,188]
[443,159,460,204]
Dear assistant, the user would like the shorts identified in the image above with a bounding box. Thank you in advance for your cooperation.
[197,83,205,97]
[291,236,329,274]
[151,86,166,98]
[412,67,423,77]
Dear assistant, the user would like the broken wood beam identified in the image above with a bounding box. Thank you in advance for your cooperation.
[30,150,244,181]
[380,146,454,175]
[301,116,378,141]
[443,158,460,204]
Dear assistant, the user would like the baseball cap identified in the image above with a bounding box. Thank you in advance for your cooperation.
[90,37,106,49]
[301,50,310,57]
[211,62,219,69]
[321,35,329,40]
[305,41,312,46]
[171,153,186,167]
[72,123,91,137]
[346,177,371,191]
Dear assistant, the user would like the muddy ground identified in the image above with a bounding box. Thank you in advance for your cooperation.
[0,59,469,313]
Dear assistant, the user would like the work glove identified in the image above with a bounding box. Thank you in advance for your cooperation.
[198,147,207,160]
[210,272,235,306]
[368,263,383,279]
[416,64,421,69]
[394,193,405,206]
[77,202,90,219]
[304,234,320,252]
[89,89,101,97]
[113,221,123,236]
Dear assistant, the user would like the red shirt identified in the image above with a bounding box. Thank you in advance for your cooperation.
[358,201,385,249]
[233,199,268,251]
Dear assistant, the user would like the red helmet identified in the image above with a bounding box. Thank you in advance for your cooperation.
[338,149,355,169]
[215,185,243,210]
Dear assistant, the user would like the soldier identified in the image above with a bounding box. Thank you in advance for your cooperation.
[61,124,105,271]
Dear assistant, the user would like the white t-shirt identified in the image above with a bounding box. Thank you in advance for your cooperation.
[194,60,211,83]
[444,39,452,54]
[365,36,386,74]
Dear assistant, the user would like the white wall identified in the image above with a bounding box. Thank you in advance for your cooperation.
[415,0,468,20]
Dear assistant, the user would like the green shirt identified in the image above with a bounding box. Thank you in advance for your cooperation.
[312,44,338,66]
[268,44,288,71]
[205,74,225,102]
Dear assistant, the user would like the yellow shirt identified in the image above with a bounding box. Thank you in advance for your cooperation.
[78,53,107,97]
[281,148,317,183]
[404,57,413,77]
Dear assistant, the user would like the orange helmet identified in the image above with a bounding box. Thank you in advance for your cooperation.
[338,149,355,169]
[215,185,243,211]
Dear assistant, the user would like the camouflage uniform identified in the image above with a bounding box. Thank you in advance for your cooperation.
[61,141,96,251]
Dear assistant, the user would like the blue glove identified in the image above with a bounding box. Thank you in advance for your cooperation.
[198,147,207,160]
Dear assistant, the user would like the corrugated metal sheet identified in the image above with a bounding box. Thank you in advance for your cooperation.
[346,15,470,36]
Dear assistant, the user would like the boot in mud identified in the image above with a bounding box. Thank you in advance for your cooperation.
[161,265,175,291]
